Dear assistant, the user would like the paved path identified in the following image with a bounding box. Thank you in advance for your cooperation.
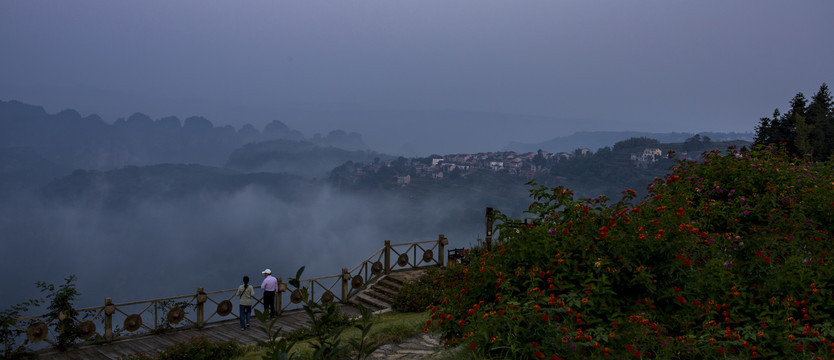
[370,333,447,359]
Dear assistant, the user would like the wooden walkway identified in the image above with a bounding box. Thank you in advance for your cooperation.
[36,304,362,359]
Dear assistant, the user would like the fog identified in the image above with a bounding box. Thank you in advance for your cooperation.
[0,184,501,310]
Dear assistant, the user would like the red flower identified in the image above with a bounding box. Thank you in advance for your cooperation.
[534,350,545,359]
[469,343,477,351]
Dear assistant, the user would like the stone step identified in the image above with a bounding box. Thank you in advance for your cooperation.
[371,283,400,298]
[383,273,407,284]
[347,269,429,314]
[378,274,405,288]
[352,293,389,312]
[376,277,403,289]
[365,288,395,304]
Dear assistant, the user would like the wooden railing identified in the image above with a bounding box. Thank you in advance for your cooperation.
[5,235,449,354]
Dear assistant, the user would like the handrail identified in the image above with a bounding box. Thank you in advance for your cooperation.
[6,235,449,354]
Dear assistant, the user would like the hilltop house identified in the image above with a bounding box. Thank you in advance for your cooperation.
[631,148,663,168]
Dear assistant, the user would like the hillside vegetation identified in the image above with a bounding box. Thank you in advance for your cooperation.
[414,146,834,359]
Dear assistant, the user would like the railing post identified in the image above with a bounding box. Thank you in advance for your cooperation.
[438,234,448,267]
[384,240,391,274]
[341,268,350,304]
[485,207,494,251]
[104,298,114,341]
[196,287,206,327]
[276,277,284,316]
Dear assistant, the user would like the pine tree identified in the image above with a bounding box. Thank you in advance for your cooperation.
[754,84,834,160]
[806,83,833,160]
[754,109,780,145]
[794,113,814,157]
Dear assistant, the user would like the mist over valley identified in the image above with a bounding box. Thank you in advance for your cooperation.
[0,99,759,310]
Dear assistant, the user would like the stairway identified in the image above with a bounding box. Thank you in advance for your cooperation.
[349,269,427,313]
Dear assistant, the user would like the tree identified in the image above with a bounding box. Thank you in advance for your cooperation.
[532,149,547,169]
[612,137,660,152]
[755,109,781,145]
[754,83,834,160]
[794,113,814,156]
[683,134,714,152]
[1,299,41,358]
[683,134,702,151]
[807,83,833,159]
[36,275,80,351]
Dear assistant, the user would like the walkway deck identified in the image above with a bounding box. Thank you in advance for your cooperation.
[37,304,362,359]
[34,269,432,359]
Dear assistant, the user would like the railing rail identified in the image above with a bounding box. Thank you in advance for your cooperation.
[5,235,448,354]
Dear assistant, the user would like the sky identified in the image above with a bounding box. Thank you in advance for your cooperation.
[1,1,833,153]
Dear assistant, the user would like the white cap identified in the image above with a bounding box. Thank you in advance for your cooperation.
[262,269,271,274]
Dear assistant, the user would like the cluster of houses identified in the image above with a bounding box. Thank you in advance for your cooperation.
[410,151,557,180]
[630,148,665,168]
[339,146,670,187]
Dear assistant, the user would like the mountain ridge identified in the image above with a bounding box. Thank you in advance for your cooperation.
[0,99,369,170]
[504,130,755,154]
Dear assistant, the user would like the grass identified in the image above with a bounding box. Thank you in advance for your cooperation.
[234,310,429,359]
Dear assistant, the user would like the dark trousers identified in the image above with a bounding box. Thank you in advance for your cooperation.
[239,304,252,329]
[263,291,276,317]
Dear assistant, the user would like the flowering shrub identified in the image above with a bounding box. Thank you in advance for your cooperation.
[393,267,445,312]
[425,146,834,359]
[120,336,242,360]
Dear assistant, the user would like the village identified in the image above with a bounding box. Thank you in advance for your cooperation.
[334,145,674,188]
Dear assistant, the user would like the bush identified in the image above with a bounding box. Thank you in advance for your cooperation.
[120,336,242,360]
[36,275,80,351]
[393,267,445,312]
[427,146,834,359]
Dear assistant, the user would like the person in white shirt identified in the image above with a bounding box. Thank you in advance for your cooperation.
[261,269,279,318]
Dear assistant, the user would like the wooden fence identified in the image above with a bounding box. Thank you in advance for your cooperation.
[4,235,449,355]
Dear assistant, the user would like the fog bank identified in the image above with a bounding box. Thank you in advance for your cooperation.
[0,184,492,310]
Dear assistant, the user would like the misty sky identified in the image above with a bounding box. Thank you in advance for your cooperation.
[1,1,833,150]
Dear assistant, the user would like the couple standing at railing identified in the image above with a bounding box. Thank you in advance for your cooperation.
[234,268,278,330]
